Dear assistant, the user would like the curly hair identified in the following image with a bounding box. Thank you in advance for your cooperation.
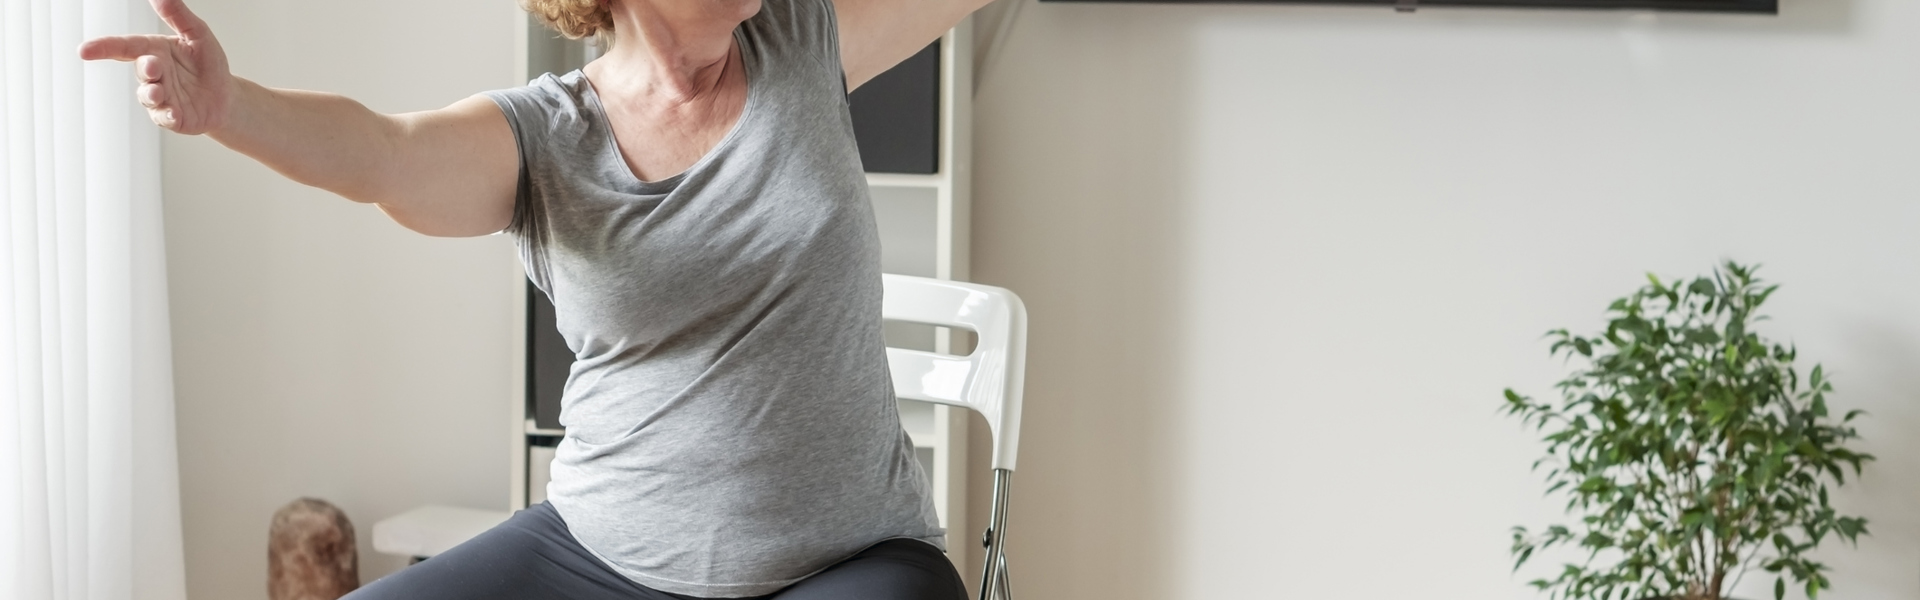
[522,0,614,41]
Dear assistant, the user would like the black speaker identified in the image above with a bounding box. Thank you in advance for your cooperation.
[849,41,941,175]
[527,281,570,431]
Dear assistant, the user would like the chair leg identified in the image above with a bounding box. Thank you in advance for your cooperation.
[995,550,1013,600]
[978,469,1013,600]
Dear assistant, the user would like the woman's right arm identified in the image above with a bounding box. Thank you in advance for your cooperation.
[80,0,519,238]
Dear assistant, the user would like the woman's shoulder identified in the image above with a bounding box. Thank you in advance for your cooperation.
[741,0,842,72]
[481,71,599,153]
[485,71,594,121]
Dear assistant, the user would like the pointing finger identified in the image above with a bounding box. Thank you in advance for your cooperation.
[150,0,212,40]
[78,35,173,62]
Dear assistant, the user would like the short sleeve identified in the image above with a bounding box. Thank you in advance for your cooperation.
[482,78,570,290]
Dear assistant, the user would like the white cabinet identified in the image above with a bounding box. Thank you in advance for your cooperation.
[506,12,975,567]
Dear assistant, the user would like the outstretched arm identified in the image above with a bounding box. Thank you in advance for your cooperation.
[79,0,519,238]
[835,0,997,90]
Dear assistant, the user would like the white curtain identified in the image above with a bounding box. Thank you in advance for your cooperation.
[1,0,189,598]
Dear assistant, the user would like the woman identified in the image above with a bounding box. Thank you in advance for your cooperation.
[81,0,992,597]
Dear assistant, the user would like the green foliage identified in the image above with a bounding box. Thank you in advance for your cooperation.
[1505,261,1873,600]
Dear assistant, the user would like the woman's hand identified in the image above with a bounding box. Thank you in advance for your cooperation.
[74,0,517,237]
[78,0,232,135]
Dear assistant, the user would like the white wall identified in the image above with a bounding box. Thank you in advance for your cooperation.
[161,1,520,598]
[159,0,1920,597]
[970,0,1920,598]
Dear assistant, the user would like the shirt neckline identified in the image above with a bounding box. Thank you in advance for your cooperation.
[577,27,759,194]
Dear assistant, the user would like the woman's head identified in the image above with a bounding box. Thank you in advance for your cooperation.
[522,0,614,41]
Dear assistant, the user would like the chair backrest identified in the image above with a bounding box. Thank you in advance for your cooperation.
[880,274,1027,472]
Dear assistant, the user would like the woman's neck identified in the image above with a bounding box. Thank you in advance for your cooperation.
[586,1,752,105]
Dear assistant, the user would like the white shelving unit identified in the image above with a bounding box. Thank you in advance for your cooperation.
[874,20,975,571]
[507,13,975,569]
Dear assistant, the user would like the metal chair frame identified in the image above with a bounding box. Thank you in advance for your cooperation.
[880,274,1027,600]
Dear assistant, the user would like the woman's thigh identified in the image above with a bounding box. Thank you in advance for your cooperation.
[773,539,968,600]
[342,502,687,600]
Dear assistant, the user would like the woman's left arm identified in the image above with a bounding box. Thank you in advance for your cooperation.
[834,0,994,90]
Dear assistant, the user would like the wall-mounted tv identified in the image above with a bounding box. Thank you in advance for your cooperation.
[1039,0,1774,13]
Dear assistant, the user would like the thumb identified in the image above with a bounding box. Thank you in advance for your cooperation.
[150,0,212,40]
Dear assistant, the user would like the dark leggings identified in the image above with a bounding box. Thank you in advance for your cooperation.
[343,502,967,600]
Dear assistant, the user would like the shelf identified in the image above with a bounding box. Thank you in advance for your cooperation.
[900,398,937,445]
[873,186,939,279]
[866,173,944,189]
[371,505,512,559]
[523,420,565,437]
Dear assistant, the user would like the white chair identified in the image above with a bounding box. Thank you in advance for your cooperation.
[881,274,1028,600]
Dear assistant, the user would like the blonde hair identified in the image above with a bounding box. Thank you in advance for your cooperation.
[522,0,614,41]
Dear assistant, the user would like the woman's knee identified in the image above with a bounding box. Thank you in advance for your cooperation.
[776,539,967,600]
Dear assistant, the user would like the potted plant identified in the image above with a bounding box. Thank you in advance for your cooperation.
[1504,261,1873,600]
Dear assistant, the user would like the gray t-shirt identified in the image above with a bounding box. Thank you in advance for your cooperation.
[483,0,943,596]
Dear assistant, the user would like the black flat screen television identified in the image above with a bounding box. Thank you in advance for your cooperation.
[1039,0,1774,13]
